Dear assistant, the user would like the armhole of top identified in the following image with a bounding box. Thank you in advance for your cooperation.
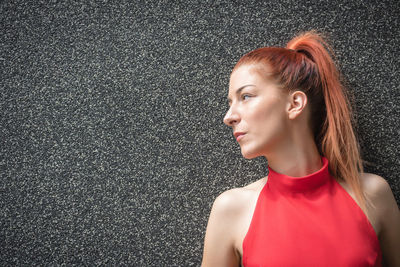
[334,179,381,251]
[241,179,269,266]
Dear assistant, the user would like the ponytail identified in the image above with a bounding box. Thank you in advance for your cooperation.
[287,31,366,211]
[234,31,367,211]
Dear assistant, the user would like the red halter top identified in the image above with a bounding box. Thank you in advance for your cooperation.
[242,157,382,266]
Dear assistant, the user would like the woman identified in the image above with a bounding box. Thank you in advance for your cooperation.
[202,31,400,266]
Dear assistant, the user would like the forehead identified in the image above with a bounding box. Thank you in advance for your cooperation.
[229,65,261,88]
[228,64,274,93]
[227,64,286,102]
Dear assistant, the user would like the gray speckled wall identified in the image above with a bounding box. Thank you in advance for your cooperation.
[1,0,399,265]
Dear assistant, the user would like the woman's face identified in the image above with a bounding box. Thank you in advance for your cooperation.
[224,64,290,159]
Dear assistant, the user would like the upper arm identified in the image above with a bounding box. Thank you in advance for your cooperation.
[202,190,242,267]
[364,174,400,267]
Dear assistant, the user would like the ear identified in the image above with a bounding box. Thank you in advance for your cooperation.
[286,91,308,120]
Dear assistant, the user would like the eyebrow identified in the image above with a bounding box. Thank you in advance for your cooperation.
[227,84,255,102]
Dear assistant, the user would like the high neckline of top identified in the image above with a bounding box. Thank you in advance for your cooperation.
[267,157,331,193]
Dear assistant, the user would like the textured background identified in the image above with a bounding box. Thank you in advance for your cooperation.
[1,0,399,266]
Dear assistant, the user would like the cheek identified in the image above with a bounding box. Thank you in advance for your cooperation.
[251,98,287,128]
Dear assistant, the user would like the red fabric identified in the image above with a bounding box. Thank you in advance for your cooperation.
[242,157,382,266]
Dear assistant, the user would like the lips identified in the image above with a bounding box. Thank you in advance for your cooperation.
[234,132,246,142]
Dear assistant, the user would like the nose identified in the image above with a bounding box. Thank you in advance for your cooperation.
[223,106,240,127]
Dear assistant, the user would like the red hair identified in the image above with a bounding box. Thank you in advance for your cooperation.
[234,31,366,210]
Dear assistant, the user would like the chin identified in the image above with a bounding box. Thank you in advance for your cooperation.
[240,147,262,159]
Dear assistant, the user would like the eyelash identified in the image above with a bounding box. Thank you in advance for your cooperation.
[228,94,252,106]
[242,94,251,100]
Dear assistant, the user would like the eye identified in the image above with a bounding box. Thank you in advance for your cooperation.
[242,94,251,100]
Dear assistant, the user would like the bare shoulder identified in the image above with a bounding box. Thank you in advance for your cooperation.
[361,173,400,266]
[360,172,395,202]
[202,178,267,266]
[338,172,398,236]
[212,177,266,218]
[360,172,391,192]
[360,172,398,220]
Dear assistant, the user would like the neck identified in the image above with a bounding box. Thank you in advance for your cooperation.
[265,126,322,177]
